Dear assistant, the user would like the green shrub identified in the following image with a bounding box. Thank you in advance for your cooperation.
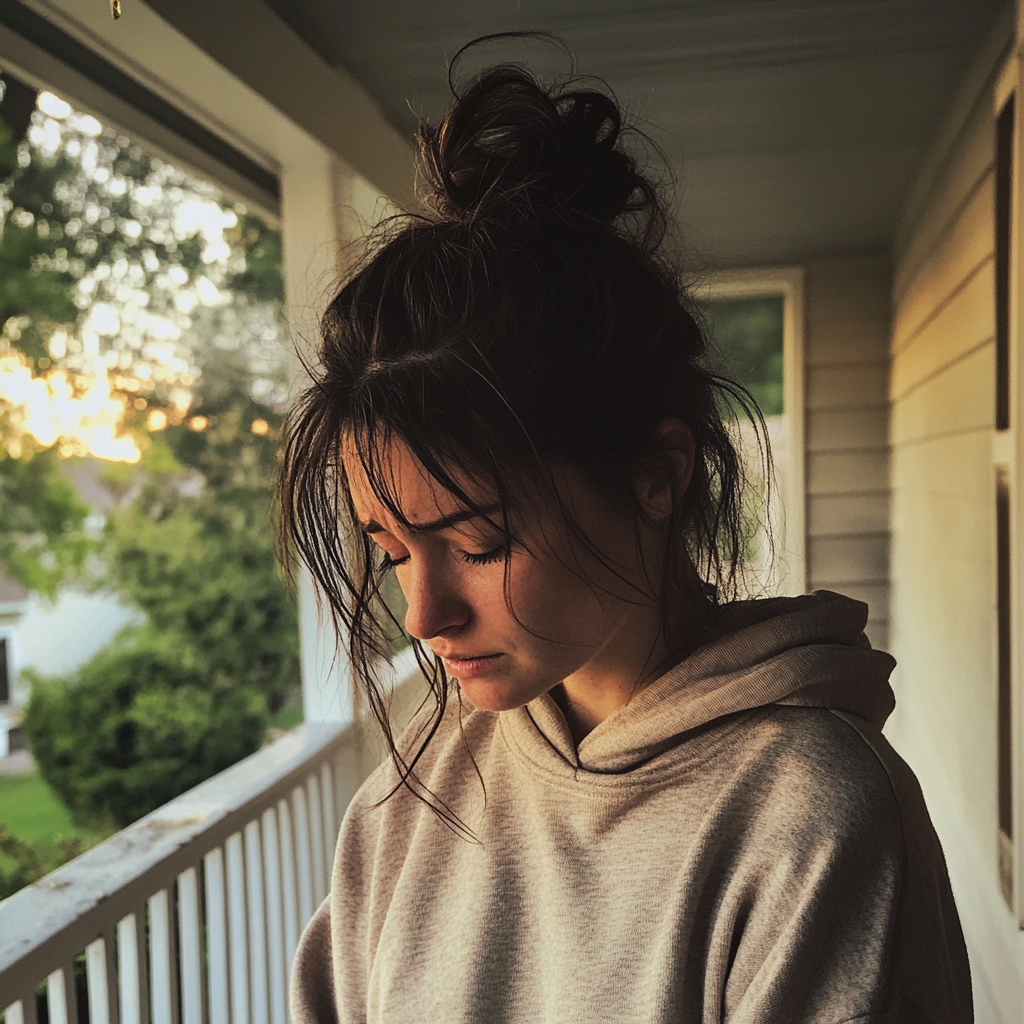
[22,626,267,829]
[0,826,90,902]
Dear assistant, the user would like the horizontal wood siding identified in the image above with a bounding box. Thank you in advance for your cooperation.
[805,255,891,650]
[887,65,1024,1019]
[889,85,996,831]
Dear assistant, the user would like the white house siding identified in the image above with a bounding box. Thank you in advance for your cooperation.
[804,255,892,650]
[15,590,139,684]
[887,37,1024,1021]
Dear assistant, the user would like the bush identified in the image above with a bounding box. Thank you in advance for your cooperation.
[23,626,268,829]
[0,826,89,902]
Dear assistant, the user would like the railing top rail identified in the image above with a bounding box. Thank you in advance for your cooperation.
[0,721,354,995]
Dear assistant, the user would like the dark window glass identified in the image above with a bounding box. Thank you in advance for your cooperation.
[997,466,1014,906]
[0,636,9,704]
[703,296,785,418]
[996,95,1014,431]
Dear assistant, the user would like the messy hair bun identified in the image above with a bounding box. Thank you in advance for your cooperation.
[418,63,665,246]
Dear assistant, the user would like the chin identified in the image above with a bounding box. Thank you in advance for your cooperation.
[456,677,547,713]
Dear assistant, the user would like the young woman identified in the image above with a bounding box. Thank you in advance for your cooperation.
[281,49,972,1024]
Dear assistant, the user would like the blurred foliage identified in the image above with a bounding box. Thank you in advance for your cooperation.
[0,824,90,902]
[101,347,299,714]
[23,626,268,829]
[704,296,785,417]
[0,446,91,597]
[0,74,299,839]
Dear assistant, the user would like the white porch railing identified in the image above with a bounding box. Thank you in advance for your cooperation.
[0,721,372,1024]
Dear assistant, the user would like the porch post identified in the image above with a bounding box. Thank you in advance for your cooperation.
[280,146,383,725]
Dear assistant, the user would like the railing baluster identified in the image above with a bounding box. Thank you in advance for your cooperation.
[0,725,356,1024]
[118,909,151,1024]
[148,888,179,1024]
[307,773,326,905]
[203,847,230,1024]
[3,996,28,1024]
[320,761,337,880]
[244,821,270,1024]
[177,867,206,1024]
[86,934,117,1024]
[45,963,74,1024]
[292,785,314,925]
[277,797,300,969]
[14,992,37,1024]
[261,807,287,1024]
[225,832,250,1024]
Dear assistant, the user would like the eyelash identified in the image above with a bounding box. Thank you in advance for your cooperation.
[376,545,507,574]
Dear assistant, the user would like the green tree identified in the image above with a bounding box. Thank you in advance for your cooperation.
[0,446,90,597]
[102,346,299,714]
[1,74,299,835]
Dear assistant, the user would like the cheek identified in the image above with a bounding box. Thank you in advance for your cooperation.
[504,553,610,647]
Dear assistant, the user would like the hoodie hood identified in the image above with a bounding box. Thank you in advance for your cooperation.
[509,590,896,774]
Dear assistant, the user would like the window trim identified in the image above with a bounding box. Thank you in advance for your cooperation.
[699,266,807,597]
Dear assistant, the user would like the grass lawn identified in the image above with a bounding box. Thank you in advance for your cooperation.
[0,771,93,845]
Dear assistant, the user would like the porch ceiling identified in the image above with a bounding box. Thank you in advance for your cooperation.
[262,0,1005,266]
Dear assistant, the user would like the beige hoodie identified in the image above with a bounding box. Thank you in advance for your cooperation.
[291,591,972,1024]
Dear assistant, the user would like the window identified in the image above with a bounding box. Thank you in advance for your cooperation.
[699,269,806,597]
[0,635,9,704]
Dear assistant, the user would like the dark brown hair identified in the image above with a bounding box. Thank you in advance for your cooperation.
[278,48,766,821]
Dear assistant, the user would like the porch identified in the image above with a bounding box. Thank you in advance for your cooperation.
[0,0,1022,1021]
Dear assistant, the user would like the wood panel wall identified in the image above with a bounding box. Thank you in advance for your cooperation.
[887,59,1024,1022]
[805,255,892,650]
[889,86,996,830]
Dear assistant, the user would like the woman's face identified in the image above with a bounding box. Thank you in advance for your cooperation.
[343,435,670,714]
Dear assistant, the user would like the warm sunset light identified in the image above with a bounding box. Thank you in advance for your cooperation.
[0,351,141,463]
[146,409,168,432]
[250,418,269,436]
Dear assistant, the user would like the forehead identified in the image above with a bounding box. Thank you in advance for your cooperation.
[340,432,489,528]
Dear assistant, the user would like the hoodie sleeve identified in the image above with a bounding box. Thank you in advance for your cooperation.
[721,709,972,1024]
[290,897,340,1024]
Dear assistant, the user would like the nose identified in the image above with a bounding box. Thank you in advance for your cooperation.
[402,558,471,642]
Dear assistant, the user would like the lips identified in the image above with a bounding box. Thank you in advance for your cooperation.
[437,652,504,679]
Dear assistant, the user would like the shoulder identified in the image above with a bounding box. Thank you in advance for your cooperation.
[723,705,904,855]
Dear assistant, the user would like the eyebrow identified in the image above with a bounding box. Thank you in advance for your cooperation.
[360,503,503,535]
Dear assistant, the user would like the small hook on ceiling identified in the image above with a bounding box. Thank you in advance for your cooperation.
[110,0,122,20]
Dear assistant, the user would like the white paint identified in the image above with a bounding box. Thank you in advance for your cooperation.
[14,589,139,680]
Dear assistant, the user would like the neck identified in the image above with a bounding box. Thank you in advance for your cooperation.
[549,602,675,745]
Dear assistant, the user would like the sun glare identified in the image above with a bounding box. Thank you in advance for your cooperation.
[0,352,141,463]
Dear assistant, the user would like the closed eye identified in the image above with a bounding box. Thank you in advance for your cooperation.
[376,545,507,574]
[376,551,409,575]
[461,545,506,566]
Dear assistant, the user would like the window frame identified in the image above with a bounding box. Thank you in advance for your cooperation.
[699,266,807,597]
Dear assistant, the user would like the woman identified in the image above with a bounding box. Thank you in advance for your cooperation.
[281,48,972,1024]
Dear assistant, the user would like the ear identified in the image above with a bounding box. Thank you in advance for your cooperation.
[634,417,695,521]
